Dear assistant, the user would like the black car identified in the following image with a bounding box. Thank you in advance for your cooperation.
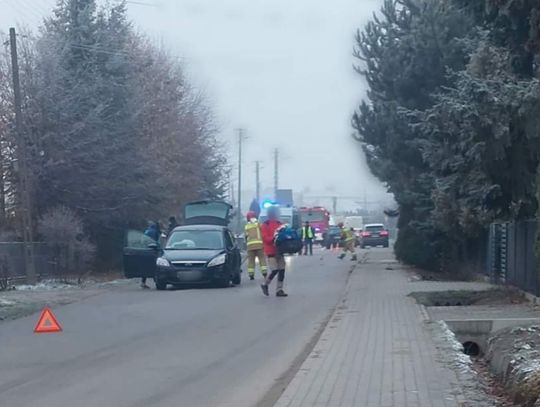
[359,223,390,248]
[323,225,342,249]
[123,201,242,289]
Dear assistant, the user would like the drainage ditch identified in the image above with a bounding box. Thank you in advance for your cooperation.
[411,290,540,406]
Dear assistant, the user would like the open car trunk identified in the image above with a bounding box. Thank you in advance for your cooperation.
[183,201,232,226]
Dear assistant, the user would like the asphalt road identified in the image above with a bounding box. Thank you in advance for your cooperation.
[0,249,352,407]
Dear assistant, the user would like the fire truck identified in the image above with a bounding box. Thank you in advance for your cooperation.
[298,207,330,243]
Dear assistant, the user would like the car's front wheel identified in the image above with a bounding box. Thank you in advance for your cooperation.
[216,276,230,288]
[155,280,167,290]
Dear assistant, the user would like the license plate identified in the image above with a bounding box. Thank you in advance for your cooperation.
[177,271,202,281]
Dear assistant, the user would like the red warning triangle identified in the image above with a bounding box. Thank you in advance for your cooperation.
[34,307,63,333]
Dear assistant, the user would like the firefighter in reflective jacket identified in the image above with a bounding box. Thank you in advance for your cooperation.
[338,223,357,261]
[244,211,268,280]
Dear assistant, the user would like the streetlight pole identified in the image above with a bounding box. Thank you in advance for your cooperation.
[255,160,261,203]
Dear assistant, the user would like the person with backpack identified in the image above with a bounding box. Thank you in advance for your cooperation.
[244,211,268,281]
[260,206,288,297]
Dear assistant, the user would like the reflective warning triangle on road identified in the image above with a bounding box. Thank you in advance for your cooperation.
[34,307,63,334]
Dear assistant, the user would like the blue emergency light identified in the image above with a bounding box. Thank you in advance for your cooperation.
[262,200,276,209]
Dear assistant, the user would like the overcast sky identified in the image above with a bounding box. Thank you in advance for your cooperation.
[0,0,391,210]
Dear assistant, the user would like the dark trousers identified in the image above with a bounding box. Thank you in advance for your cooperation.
[303,239,313,255]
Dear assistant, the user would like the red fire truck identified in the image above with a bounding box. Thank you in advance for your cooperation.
[298,207,330,243]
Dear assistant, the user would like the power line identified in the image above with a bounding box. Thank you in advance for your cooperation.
[68,43,134,58]
[21,0,50,17]
[38,37,136,58]
[3,0,40,23]
[17,0,46,21]
[126,1,160,7]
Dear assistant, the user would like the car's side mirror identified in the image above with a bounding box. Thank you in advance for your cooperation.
[147,243,159,250]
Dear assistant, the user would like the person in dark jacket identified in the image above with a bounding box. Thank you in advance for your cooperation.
[141,222,160,289]
[167,216,178,236]
[144,221,160,241]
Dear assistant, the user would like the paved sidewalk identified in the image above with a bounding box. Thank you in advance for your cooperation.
[275,250,464,407]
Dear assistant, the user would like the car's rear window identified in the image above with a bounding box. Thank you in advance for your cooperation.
[365,225,384,232]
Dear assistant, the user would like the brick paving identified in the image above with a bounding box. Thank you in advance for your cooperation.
[275,250,466,407]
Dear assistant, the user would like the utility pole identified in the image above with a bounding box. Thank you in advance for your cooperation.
[255,160,261,202]
[10,27,36,284]
[332,196,338,215]
[274,148,279,200]
[363,189,368,212]
[0,138,5,222]
[236,128,246,233]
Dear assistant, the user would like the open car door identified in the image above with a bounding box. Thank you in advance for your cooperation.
[184,201,233,226]
[123,230,159,278]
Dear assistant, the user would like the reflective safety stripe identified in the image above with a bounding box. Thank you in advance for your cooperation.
[245,223,263,246]
[343,229,355,242]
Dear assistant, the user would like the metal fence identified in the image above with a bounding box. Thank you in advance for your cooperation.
[487,220,540,296]
[0,242,55,284]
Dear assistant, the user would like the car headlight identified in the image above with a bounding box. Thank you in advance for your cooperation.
[207,253,226,267]
[156,257,170,267]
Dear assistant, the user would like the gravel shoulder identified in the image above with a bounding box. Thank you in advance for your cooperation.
[0,279,132,322]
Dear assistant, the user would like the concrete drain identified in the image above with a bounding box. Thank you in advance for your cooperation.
[409,289,526,307]
[462,341,481,356]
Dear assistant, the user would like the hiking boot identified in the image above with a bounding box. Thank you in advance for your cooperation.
[276,290,288,297]
[261,284,269,296]
[351,255,358,261]
[338,253,345,260]
[249,274,255,281]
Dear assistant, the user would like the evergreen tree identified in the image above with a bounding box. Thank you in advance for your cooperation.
[353,0,474,269]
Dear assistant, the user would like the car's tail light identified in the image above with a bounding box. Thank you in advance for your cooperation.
[361,232,371,237]
[380,231,389,237]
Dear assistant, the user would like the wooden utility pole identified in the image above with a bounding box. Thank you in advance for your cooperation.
[0,138,6,223]
[10,27,36,284]
[236,128,247,233]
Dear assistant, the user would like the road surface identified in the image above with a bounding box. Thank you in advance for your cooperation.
[0,250,352,407]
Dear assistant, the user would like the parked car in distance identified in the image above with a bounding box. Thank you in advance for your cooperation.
[344,216,364,246]
[360,223,389,248]
[323,225,342,249]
